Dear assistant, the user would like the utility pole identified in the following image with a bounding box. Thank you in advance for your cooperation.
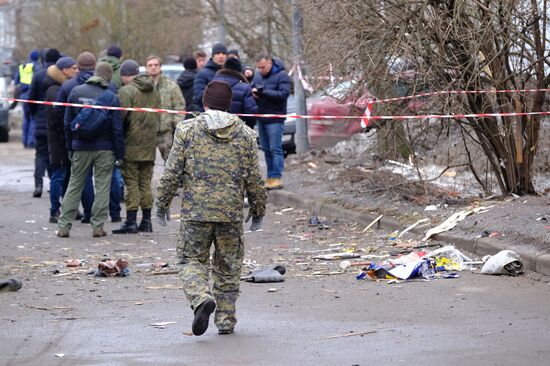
[218,0,226,44]
[292,0,309,152]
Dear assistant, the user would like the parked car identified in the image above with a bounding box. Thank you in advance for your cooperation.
[307,80,373,147]
[138,64,184,82]
[283,94,296,156]
[0,76,10,142]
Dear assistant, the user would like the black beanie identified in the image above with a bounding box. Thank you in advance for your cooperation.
[120,59,139,76]
[202,80,232,111]
[107,45,122,59]
[45,48,61,63]
[183,57,197,70]
[211,43,228,55]
[224,57,242,72]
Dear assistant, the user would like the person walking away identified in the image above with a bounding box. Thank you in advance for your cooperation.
[145,55,186,163]
[155,80,266,336]
[252,51,291,190]
[193,43,227,112]
[112,60,160,234]
[57,62,124,238]
[28,48,62,198]
[177,57,199,119]
[15,50,40,148]
[44,56,78,223]
[55,52,98,223]
[213,57,257,129]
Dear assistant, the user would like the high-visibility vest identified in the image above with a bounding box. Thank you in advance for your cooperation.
[18,63,35,85]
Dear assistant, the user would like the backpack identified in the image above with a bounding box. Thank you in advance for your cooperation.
[71,90,114,141]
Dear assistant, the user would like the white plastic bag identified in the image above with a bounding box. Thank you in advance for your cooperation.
[480,250,524,276]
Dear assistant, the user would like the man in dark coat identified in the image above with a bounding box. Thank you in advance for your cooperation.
[213,57,257,129]
[252,51,291,190]
[177,57,199,118]
[44,56,78,223]
[57,62,124,238]
[28,48,61,198]
[193,43,228,111]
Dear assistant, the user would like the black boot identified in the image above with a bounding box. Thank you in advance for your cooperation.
[138,209,153,232]
[112,210,138,234]
[33,185,42,198]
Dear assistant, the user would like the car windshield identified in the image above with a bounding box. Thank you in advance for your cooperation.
[312,80,358,100]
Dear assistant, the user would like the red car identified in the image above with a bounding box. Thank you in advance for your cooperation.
[307,81,374,147]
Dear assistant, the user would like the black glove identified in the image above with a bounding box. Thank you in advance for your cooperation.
[155,206,168,227]
[245,211,263,231]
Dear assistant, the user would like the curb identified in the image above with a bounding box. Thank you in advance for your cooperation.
[267,190,550,277]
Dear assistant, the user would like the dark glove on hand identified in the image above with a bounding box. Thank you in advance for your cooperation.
[155,206,168,227]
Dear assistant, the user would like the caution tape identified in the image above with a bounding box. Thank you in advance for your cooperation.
[3,86,550,121]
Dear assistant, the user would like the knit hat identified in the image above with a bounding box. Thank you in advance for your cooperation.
[224,57,242,72]
[77,51,97,71]
[211,43,228,55]
[107,45,122,59]
[55,56,76,70]
[29,50,40,61]
[183,57,197,70]
[45,48,61,63]
[120,59,139,76]
[94,62,113,82]
[228,49,239,58]
[202,80,232,111]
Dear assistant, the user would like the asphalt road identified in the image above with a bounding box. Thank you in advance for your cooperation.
[1,140,550,366]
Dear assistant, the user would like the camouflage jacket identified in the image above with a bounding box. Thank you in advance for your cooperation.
[118,74,161,162]
[155,74,186,135]
[156,109,266,222]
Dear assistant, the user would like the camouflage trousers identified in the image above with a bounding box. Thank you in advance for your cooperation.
[120,161,154,211]
[177,221,244,332]
[156,131,173,162]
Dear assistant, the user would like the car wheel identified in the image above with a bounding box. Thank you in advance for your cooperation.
[0,128,8,143]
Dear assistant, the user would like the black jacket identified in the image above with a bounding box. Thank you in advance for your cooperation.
[193,59,222,111]
[44,66,69,167]
[252,58,291,124]
[177,69,198,113]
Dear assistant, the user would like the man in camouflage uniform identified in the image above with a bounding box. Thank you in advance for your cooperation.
[112,60,161,234]
[155,80,266,336]
[145,55,186,162]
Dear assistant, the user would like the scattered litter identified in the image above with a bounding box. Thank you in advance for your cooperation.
[145,284,181,290]
[322,330,377,340]
[150,321,176,329]
[25,220,36,224]
[65,259,83,267]
[242,265,286,283]
[307,162,318,168]
[398,218,430,238]
[95,258,129,277]
[362,215,383,232]
[423,206,492,240]
[481,250,524,276]
[424,205,438,211]
[426,245,473,271]
[244,229,264,233]
[313,252,360,260]
[339,260,351,270]
[0,278,22,292]
[281,207,294,212]
[267,288,278,292]
[54,353,65,358]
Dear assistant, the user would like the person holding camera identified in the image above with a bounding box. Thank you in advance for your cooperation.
[251,51,291,190]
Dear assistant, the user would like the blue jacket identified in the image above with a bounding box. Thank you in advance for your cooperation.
[28,62,55,138]
[64,76,124,160]
[193,59,222,111]
[252,58,291,123]
[213,69,258,125]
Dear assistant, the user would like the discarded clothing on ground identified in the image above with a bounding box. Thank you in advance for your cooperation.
[95,258,130,277]
[242,264,286,283]
[481,250,524,276]
[0,278,22,292]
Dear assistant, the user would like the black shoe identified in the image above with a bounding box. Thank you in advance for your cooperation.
[32,186,42,198]
[81,216,91,224]
[192,300,216,336]
[49,216,58,224]
[112,221,138,234]
[75,211,84,221]
[111,216,122,223]
[218,329,234,335]
[138,219,153,232]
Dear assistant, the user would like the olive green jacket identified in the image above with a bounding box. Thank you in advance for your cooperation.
[155,74,185,135]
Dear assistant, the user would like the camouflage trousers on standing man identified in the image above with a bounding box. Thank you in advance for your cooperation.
[177,221,244,333]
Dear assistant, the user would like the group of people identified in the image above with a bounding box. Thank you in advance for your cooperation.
[14,42,294,336]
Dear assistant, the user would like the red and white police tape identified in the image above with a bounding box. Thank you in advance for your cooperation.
[3,86,550,122]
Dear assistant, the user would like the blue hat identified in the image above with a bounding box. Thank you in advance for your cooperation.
[29,50,40,61]
[120,59,140,76]
[211,43,227,55]
[55,56,76,70]
[107,45,122,59]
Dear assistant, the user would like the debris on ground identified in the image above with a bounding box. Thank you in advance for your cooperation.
[481,250,525,276]
[242,265,286,283]
[0,278,23,292]
[95,258,129,277]
[423,206,493,240]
